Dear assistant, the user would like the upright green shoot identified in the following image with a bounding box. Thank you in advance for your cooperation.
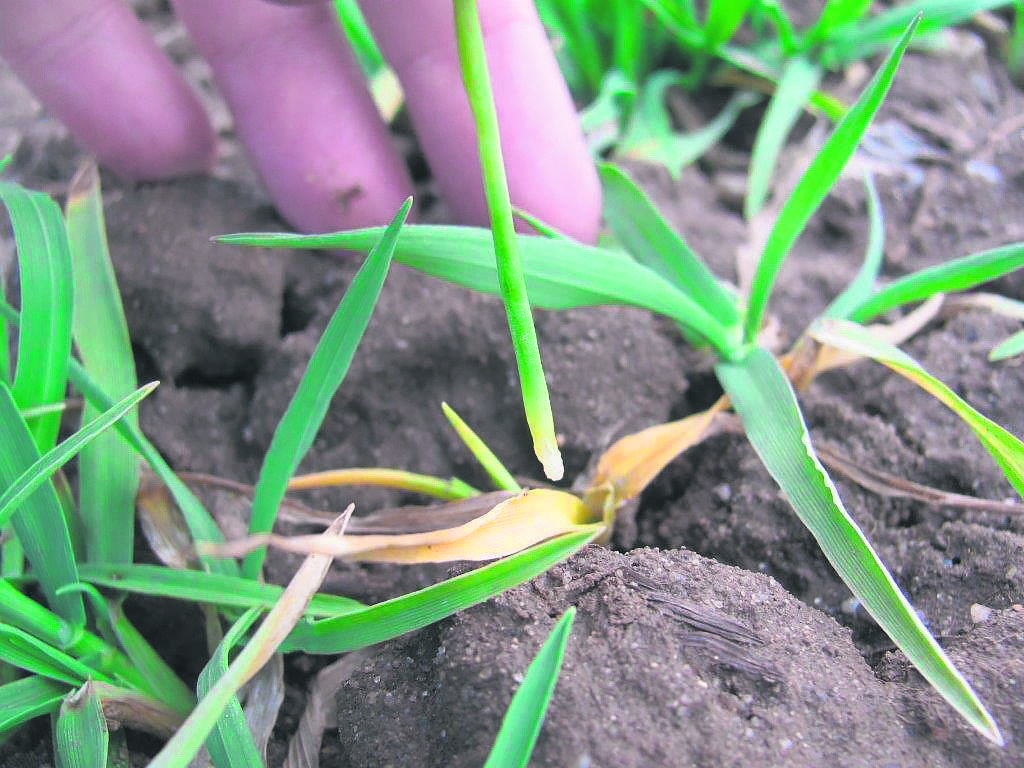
[66,163,140,564]
[0,179,73,453]
[483,608,575,768]
[243,199,410,579]
[453,0,563,481]
[744,15,918,342]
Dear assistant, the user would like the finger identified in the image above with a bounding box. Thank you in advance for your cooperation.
[0,0,216,178]
[171,0,412,233]
[363,0,601,243]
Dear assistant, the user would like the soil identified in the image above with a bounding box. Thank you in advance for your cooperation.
[2,4,1024,768]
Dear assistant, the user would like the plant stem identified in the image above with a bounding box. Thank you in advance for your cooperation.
[453,0,563,481]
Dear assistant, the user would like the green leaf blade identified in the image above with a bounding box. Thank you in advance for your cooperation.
[0,675,68,734]
[743,16,918,342]
[456,0,562,481]
[282,528,599,654]
[990,328,1024,361]
[0,383,83,624]
[745,55,823,219]
[811,318,1024,499]
[825,172,885,319]
[0,180,73,452]
[243,199,411,579]
[715,345,1001,745]
[483,607,575,768]
[599,163,739,326]
[216,226,732,352]
[0,383,156,531]
[66,162,140,565]
[79,562,365,617]
[197,609,264,768]
[849,242,1024,323]
[0,623,101,686]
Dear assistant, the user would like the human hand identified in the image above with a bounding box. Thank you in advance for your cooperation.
[0,0,600,241]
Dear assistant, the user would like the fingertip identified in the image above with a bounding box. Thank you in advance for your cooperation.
[173,0,413,233]
[96,84,218,179]
[366,0,601,244]
[0,0,216,180]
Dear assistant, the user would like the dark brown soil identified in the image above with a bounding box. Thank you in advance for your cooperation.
[2,7,1024,768]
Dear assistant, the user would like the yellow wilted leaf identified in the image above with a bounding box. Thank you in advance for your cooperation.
[200,489,598,564]
[810,317,1024,498]
[583,399,728,519]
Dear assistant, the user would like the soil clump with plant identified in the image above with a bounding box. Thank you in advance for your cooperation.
[2,5,1024,768]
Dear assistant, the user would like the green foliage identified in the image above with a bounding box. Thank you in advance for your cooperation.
[1,155,598,766]
[0,380,84,625]
[0,179,73,452]
[455,0,562,481]
[55,682,108,768]
[228,21,1021,744]
[66,163,140,565]
[538,1,1010,204]
[243,198,410,579]
[197,610,263,768]
[281,529,598,654]
[716,346,1000,742]
[743,17,915,341]
[483,608,575,768]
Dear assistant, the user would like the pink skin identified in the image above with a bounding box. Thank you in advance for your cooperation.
[0,0,216,178]
[0,0,600,240]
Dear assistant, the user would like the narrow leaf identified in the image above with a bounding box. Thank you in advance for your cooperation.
[0,581,146,692]
[197,609,263,768]
[288,466,478,501]
[0,382,156,530]
[990,329,1024,361]
[745,56,823,219]
[743,16,918,342]
[442,402,520,492]
[483,607,575,768]
[0,179,73,451]
[0,675,67,733]
[79,563,363,617]
[0,294,234,577]
[281,528,599,654]
[0,383,83,624]
[455,0,562,481]
[849,242,1024,323]
[715,345,1001,744]
[66,161,140,565]
[216,226,732,353]
[243,198,410,579]
[62,351,235,575]
[811,318,1024,498]
[824,0,1010,66]
[104,599,195,717]
[0,623,102,685]
[619,84,758,177]
[825,172,885,318]
[148,514,347,768]
[599,164,739,324]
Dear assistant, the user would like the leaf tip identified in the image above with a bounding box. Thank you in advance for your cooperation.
[538,444,564,482]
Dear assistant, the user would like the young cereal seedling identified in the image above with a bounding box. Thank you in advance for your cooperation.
[224,17,1024,746]
[537,1,1012,218]
[0,161,588,766]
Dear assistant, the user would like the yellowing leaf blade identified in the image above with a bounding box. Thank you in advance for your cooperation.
[203,489,599,564]
[587,400,726,512]
[811,318,1024,499]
